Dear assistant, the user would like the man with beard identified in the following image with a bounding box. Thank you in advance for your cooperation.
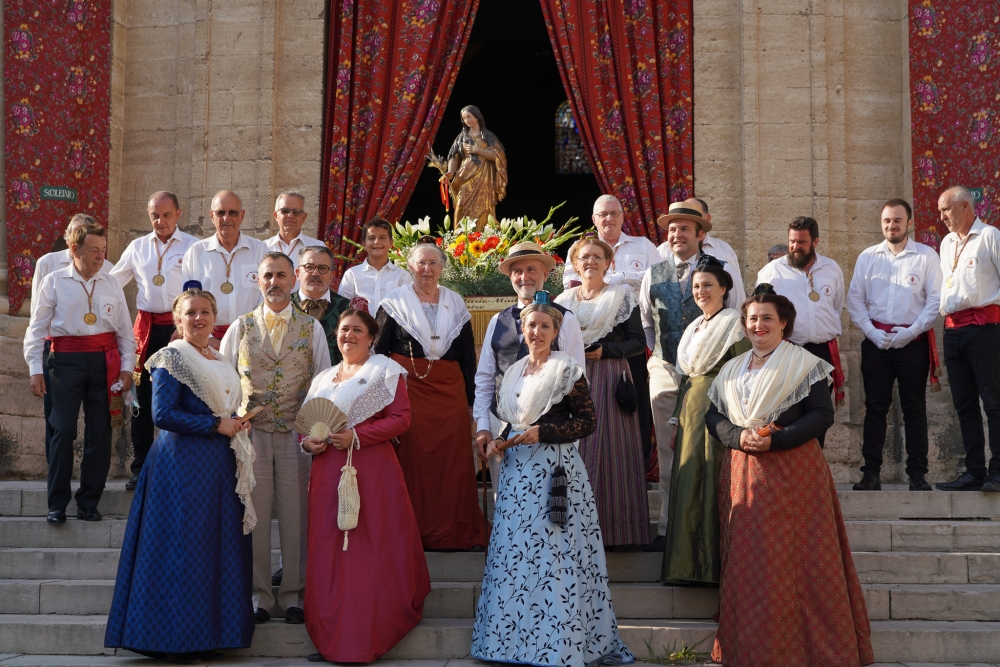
[846,200,942,491]
[756,217,845,443]
[220,252,331,625]
[935,186,1000,492]
[473,242,586,488]
[292,245,351,364]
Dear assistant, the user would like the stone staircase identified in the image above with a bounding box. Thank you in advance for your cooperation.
[1,482,999,664]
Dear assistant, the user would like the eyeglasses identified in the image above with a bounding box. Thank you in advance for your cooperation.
[413,261,441,269]
[213,209,241,218]
[278,208,305,216]
[300,264,332,275]
[578,253,607,262]
[594,211,623,218]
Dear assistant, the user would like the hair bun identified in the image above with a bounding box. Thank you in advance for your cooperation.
[753,282,777,297]
[695,253,726,270]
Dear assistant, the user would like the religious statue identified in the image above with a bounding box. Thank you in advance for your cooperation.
[428,105,507,231]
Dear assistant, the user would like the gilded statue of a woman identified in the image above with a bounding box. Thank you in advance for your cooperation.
[446,105,507,231]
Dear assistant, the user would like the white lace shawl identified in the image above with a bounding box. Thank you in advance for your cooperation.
[146,340,257,534]
[378,283,470,360]
[676,309,745,377]
[303,354,407,429]
[554,283,635,346]
[707,340,833,429]
[497,351,584,433]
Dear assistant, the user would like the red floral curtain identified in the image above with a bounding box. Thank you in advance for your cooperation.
[909,1,1000,250]
[538,0,694,242]
[4,0,112,315]
[319,0,479,281]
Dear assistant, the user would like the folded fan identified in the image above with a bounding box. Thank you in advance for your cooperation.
[294,397,348,440]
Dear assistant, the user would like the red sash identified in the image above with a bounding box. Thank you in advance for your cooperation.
[944,304,1000,329]
[50,332,124,427]
[212,324,230,340]
[826,339,846,408]
[871,321,943,392]
[132,310,175,377]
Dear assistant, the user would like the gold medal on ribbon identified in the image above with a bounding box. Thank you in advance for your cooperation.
[221,281,234,294]
[84,312,97,325]
[809,290,820,302]
[152,274,165,286]
[946,276,954,289]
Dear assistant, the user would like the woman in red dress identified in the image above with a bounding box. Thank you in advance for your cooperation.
[300,309,430,663]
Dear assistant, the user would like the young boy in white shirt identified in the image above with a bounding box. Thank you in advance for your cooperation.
[337,218,413,316]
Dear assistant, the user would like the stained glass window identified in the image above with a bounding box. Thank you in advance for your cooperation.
[555,100,592,174]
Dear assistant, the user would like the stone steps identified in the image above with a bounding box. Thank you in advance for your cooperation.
[3,615,1000,664]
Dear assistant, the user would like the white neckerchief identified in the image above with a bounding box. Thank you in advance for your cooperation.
[146,339,257,534]
[497,351,583,432]
[378,283,470,359]
[554,283,635,346]
[676,308,744,377]
[708,340,833,429]
[303,354,407,428]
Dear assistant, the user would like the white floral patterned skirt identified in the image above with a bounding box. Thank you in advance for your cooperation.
[471,438,635,667]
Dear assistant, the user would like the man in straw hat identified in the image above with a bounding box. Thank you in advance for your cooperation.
[640,201,741,551]
[473,242,586,487]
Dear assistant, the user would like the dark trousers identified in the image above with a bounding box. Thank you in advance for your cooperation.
[628,353,653,465]
[130,323,175,475]
[943,323,1000,478]
[802,341,833,448]
[860,337,930,478]
[46,351,112,511]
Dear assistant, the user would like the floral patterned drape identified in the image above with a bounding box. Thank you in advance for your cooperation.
[318,0,479,281]
[910,1,1000,249]
[538,0,694,242]
[4,0,111,315]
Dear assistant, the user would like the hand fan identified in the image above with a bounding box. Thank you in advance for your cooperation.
[294,397,348,439]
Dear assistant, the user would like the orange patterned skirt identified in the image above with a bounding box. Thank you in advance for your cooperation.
[714,440,875,667]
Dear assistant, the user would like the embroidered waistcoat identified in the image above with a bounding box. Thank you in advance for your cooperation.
[648,260,701,365]
[237,306,316,432]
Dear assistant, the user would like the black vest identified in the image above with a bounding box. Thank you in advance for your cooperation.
[489,302,569,414]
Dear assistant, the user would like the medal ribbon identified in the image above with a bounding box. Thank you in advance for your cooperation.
[79,277,98,323]
[950,234,972,284]
[221,247,242,285]
[154,236,176,280]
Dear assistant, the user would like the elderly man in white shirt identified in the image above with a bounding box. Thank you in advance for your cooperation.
[935,186,1000,492]
[846,199,942,492]
[265,191,324,270]
[24,223,136,525]
[756,216,846,437]
[182,190,267,347]
[337,218,413,315]
[112,191,198,489]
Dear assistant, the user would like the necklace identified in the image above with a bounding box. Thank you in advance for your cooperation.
[702,307,723,323]
[334,356,370,383]
[79,277,98,325]
[948,233,973,289]
[187,339,214,359]
[751,348,776,364]
[577,285,604,301]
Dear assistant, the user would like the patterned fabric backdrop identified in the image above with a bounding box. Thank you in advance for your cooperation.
[4,0,112,315]
[910,1,1000,250]
[538,0,694,243]
[318,0,479,281]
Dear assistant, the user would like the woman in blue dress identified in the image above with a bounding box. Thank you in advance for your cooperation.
[471,296,634,667]
[105,285,256,664]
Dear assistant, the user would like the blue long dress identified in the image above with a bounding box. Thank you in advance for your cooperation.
[105,368,254,653]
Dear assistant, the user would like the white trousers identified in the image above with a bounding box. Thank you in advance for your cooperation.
[648,356,680,537]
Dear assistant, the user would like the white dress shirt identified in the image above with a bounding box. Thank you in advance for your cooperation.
[31,249,112,314]
[938,218,1000,315]
[218,303,332,372]
[338,259,413,315]
[111,228,199,313]
[24,265,137,376]
[182,233,268,326]
[658,236,746,311]
[472,305,586,433]
[846,239,942,337]
[756,253,845,345]
[562,232,662,290]
[265,232,325,268]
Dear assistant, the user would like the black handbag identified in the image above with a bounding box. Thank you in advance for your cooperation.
[615,371,638,414]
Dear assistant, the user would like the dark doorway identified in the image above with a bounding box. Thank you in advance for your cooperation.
[399,0,602,234]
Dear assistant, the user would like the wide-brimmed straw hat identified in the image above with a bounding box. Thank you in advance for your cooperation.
[498,242,557,275]
[656,201,712,233]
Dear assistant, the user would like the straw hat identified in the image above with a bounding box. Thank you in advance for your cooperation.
[656,201,712,233]
[498,241,557,275]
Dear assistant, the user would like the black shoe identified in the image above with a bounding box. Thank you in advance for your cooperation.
[76,507,102,521]
[936,471,985,491]
[253,607,271,624]
[307,653,329,663]
[643,535,666,552]
[853,472,881,491]
[909,475,933,491]
[46,510,66,525]
[982,475,1000,492]
[271,567,283,586]
[284,606,304,624]
[125,474,138,491]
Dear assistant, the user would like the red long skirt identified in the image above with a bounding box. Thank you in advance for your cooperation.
[304,438,430,663]
[391,353,486,550]
[714,440,875,667]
